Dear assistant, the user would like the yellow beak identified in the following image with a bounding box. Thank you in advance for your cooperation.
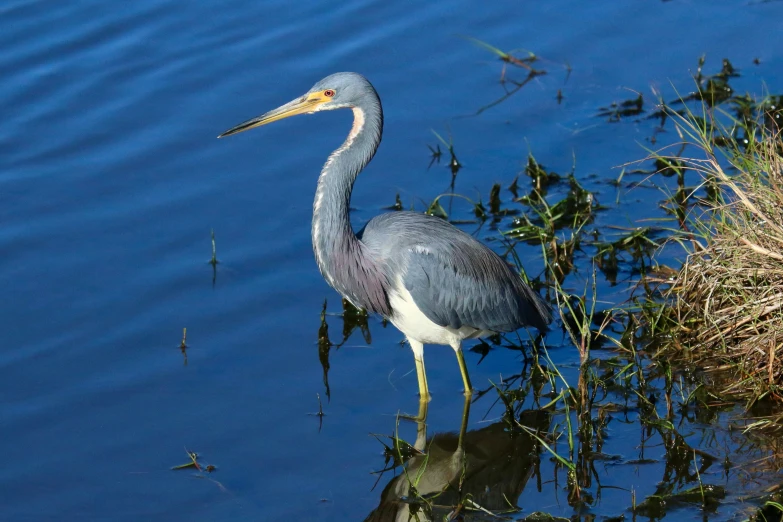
[218,91,331,138]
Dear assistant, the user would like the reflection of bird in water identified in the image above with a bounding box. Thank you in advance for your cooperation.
[365,399,549,521]
[219,73,551,400]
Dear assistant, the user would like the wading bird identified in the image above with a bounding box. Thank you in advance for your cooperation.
[219,72,551,400]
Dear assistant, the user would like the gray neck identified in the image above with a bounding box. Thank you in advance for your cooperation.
[311,98,390,316]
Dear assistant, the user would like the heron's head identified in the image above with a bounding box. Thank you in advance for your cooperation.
[218,72,376,138]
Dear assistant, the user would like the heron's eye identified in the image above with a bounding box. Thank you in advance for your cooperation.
[324,89,335,97]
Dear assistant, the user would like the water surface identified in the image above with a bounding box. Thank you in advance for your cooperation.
[1,0,782,520]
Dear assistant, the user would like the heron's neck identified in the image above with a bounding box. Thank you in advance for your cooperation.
[311,100,389,315]
[313,106,380,232]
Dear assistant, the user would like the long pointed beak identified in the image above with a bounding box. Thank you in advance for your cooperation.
[217,91,330,138]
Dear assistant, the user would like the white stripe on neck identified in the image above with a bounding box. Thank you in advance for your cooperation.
[312,106,366,286]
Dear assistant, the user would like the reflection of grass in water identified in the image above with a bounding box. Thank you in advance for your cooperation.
[316,298,375,402]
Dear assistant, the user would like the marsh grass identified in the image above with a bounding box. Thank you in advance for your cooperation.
[209,229,218,266]
[460,35,544,89]
[430,129,461,178]
[209,228,219,286]
[171,448,217,475]
[644,98,783,406]
[179,327,188,366]
[597,92,645,122]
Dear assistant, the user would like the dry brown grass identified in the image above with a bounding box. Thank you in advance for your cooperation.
[656,118,783,403]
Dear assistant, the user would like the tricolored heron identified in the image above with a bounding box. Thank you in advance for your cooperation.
[219,72,551,400]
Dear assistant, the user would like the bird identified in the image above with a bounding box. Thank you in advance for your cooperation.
[218,72,551,400]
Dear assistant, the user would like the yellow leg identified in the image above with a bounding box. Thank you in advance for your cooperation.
[415,357,430,400]
[410,339,431,401]
[455,346,473,395]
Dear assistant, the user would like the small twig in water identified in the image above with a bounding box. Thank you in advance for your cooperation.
[179,328,188,366]
[307,393,326,431]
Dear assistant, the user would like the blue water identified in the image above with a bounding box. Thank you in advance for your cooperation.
[1,0,782,520]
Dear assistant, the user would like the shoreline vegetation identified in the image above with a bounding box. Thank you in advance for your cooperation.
[643,100,783,414]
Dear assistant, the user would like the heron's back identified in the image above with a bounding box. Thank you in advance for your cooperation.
[358,212,551,335]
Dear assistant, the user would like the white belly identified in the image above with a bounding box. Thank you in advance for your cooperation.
[387,279,493,348]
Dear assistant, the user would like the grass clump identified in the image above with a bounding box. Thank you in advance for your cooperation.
[651,103,783,404]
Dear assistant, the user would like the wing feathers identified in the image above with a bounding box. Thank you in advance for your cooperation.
[403,245,550,333]
[359,211,551,332]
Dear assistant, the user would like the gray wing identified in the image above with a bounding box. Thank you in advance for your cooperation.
[359,212,551,333]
